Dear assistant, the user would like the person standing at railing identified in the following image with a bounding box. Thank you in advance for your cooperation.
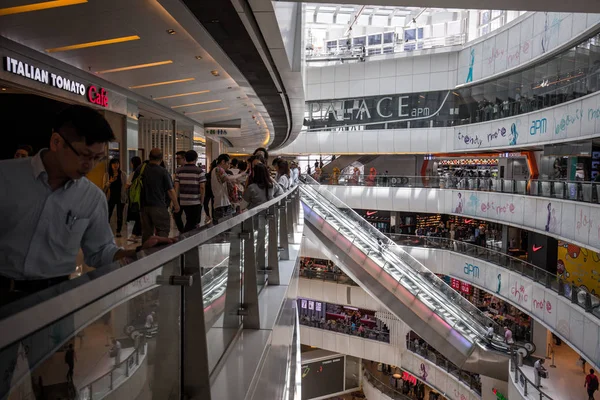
[0,106,175,308]
[534,358,546,388]
[65,343,76,383]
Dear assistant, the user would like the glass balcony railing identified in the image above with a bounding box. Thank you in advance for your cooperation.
[299,267,359,286]
[0,188,301,400]
[299,316,391,343]
[389,234,600,320]
[317,173,600,205]
[406,337,482,395]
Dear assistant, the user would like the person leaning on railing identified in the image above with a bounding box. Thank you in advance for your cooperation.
[0,106,175,308]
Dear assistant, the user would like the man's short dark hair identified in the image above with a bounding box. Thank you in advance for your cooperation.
[53,105,114,146]
[231,158,238,167]
[185,150,198,162]
[17,144,33,155]
[253,147,268,160]
[176,150,186,157]
[217,153,230,164]
[149,149,163,161]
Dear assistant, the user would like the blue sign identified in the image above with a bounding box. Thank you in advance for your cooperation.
[464,263,480,278]
[530,118,547,136]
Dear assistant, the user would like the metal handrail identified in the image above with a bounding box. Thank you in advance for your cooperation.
[314,174,600,205]
[0,188,300,350]
[301,175,507,340]
[406,340,482,395]
[79,339,146,399]
[510,353,555,400]
[298,267,359,286]
[389,233,600,319]
[362,365,414,400]
[299,317,390,344]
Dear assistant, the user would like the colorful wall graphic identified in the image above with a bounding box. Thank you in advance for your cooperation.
[557,241,600,294]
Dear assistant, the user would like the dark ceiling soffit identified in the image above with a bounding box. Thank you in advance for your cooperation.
[181,0,292,149]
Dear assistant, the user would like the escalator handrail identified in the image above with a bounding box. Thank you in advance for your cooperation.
[300,178,508,348]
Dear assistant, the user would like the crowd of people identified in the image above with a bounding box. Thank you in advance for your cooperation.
[299,307,390,343]
[0,105,302,309]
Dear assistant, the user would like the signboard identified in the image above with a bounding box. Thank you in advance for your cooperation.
[451,278,461,291]
[304,90,452,130]
[205,127,242,137]
[301,357,345,400]
[1,54,126,114]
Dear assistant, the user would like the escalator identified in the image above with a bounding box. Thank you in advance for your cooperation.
[299,177,524,380]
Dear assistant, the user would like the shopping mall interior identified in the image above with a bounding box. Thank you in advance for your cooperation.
[2,1,600,400]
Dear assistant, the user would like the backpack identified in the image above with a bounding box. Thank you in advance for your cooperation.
[590,375,599,391]
[128,163,147,213]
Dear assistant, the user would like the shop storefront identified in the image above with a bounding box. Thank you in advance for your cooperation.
[0,48,130,188]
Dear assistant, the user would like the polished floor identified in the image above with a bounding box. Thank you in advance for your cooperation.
[519,342,590,400]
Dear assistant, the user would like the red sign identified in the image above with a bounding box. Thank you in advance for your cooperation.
[532,245,543,252]
[87,85,109,108]
[402,371,417,385]
[460,281,472,295]
[450,278,461,291]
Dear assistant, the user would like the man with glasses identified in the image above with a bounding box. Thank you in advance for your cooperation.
[0,105,175,306]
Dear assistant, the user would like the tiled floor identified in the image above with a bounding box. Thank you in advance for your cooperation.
[518,343,590,400]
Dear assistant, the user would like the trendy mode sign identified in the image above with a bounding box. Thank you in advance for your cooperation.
[3,56,109,108]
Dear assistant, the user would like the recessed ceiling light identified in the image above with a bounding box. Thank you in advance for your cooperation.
[129,77,195,89]
[166,29,176,35]
[1,87,6,91]
[96,60,173,74]
[186,107,229,115]
[0,0,87,16]
[46,35,140,53]
[195,55,203,60]
[153,90,210,100]
[211,70,220,76]
[172,99,221,109]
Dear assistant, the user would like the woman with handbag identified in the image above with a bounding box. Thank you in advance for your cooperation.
[103,159,128,238]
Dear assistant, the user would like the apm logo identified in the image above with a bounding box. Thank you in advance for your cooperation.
[464,263,480,278]
[530,118,547,136]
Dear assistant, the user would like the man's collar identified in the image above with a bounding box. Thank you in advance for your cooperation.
[31,148,78,189]
[31,149,48,179]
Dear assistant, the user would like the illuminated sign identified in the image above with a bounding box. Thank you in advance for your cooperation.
[4,56,86,96]
[4,56,110,108]
[87,85,109,108]
[402,371,417,385]
[205,127,242,138]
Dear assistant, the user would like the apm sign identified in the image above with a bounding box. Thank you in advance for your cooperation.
[3,56,109,108]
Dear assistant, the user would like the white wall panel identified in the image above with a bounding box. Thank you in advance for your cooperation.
[380,59,396,78]
[364,78,380,96]
[378,76,396,95]
[365,62,381,79]
[335,64,349,82]
[334,81,349,99]
[349,62,365,81]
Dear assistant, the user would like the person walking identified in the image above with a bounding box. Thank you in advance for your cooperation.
[172,151,187,233]
[586,369,599,400]
[139,148,179,242]
[126,156,143,242]
[174,150,206,232]
[103,159,127,238]
[65,344,76,383]
[111,339,122,366]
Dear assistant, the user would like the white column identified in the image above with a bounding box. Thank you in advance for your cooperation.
[532,319,549,358]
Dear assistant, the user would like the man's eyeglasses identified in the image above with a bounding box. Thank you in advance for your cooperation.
[57,132,106,163]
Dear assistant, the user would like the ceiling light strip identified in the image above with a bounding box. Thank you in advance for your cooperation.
[46,35,140,53]
[130,78,195,89]
[153,90,210,100]
[186,107,229,115]
[0,0,87,16]
[96,60,173,74]
[171,99,221,109]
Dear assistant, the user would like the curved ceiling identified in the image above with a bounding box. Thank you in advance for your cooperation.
[0,0,294,149]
